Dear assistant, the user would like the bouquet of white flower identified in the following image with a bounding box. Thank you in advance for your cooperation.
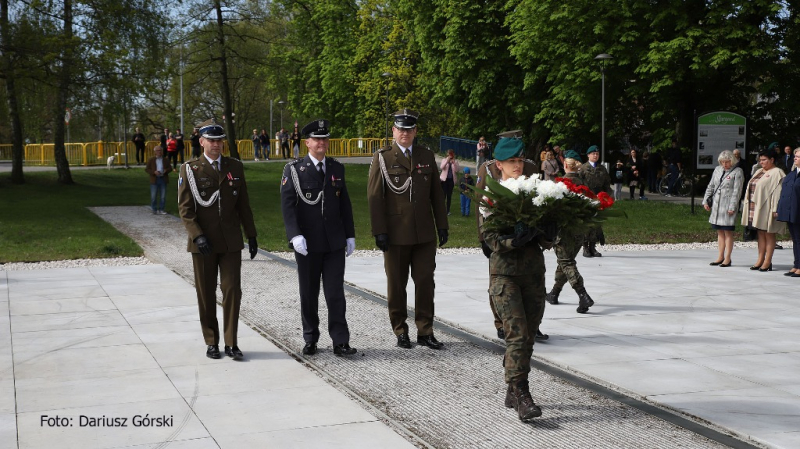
[472,175,620,237]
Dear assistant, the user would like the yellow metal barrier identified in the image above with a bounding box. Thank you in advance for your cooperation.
[2,138,389,166]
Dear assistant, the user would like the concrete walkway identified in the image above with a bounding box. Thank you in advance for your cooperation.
[0,265,413,449]
[345,247,800,449]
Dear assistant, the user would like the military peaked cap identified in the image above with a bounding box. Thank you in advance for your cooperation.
[393,109,419,129]
[302,119,331,138]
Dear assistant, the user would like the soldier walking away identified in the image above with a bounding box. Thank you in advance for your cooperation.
[482,137,557,422]
[578,145,612,257]
[280,119,357,356]
[475,130,548,341]
[178,120,258,361]
[367,109,449,350]
[545,150,595,314]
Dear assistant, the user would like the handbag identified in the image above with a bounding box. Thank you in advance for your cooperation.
[706,169,728,209]
[743,226,757,242]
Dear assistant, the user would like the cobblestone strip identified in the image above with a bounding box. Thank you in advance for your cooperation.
[91,206,736,449]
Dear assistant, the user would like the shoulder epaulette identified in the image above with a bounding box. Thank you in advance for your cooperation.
[377,146,391,153]
[327,157,340,165]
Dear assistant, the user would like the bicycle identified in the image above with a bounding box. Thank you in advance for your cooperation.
[658,170,694,197]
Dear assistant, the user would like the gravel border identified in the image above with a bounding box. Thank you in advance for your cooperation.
[0,256,151,271]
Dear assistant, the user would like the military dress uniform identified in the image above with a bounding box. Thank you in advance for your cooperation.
[367,110,448,348]
[577,145,612,257]
[475,148,540,337]
[177,123,257,360]
[281,119,356,355]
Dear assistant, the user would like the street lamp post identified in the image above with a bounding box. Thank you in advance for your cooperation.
[278,100,286,131]
[594,53,613,166]
[381,72,392,142]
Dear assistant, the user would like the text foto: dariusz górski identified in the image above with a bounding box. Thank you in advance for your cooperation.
[41,414,174,428]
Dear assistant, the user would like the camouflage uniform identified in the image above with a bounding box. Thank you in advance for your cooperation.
[551,173,586,293]
[577,162,612,254]
[484,229,546,383]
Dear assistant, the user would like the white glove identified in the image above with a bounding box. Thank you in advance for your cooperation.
[346,238,356,257]
[290,235,308,256]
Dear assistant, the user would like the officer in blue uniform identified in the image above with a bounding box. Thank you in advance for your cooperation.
[280,119,357,356]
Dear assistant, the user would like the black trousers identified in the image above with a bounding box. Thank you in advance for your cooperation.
[167,151,178,169]
[629,181,645,199]
[441,178,454,213]
[135,145,145,163]
[295,247,350,345]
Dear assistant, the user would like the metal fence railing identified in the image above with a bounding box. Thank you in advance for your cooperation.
[0,138,403,166]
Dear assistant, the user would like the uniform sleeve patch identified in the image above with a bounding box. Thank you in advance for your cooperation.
[281,176,287,185]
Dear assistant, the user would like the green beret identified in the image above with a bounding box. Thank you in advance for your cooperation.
[493,138,525,161]
[586,145,599,155]
[564,150,581,160]
[767,142,779,151]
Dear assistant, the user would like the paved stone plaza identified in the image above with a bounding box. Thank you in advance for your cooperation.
[0,203,797,448]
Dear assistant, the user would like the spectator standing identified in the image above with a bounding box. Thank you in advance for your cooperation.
[190,128,202,158]
[145,145,173,215]
[132,127,146,165]
[280,119,357,356]
[279,127,289,159]
[259,129,270,160]
[367,109,449,350]
[780,145,793,174]
[459,167,474,216]
[251,129,261,161]
[647,148,663,193]
[665,139,682,196]
[476,136,489,168]
[611,160,625,201]
[703,150,744,267]
[626,148,645,199]
[177,121,258,360]
[291,125,301,160]
[439,149,460,215]
[742,149,786,272]
[160,128,168,159]
[166,133,178,169]
[776,148,800,277]
[540,150,559,181]
[174,129,185,165]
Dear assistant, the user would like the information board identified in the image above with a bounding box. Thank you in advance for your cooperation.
[696,112,746,169]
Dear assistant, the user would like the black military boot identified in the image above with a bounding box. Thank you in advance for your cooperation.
[545,289,560,305]
[576,288,594,314]
[511,380,542,421]
[582,243,593,258]
[590,242,603,257]
[504,383,514,408]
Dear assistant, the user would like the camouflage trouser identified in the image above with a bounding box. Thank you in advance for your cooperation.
[489,273,546,383]
[553,235,584,293]
[584,225,604,244]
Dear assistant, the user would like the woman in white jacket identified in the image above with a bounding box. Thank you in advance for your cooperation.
[741,149,786,271]
[704,150,744,267]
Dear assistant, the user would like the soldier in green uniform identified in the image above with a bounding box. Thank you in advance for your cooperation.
[367,109,449,350]
[178,120,258,360]
[545,150,595,313]
[577,145,612,257]
[483,138,557,422]
[475,130,547,341]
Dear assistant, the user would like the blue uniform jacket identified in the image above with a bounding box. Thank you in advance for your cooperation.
[776,169,800,224]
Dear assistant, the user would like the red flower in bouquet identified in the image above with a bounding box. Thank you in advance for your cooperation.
[555,177,596,199]
[597,192,614,210]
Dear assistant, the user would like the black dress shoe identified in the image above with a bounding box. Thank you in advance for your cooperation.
[749,265,762,270]
[333,343,357,356]
[206,345,221,359]
[759,264,773,272]
[535,329,549,340]
[224,345,243,360]
[302,342,317,355]
[417,334,443,349]
[784,271,796,276]
[719,260,732,267]
[792,273,800,277]
[496,328,505,339]
[396,333,412,349]
[709,260,723,266]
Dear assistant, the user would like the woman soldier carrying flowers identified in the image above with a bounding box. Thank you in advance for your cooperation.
[482,138,557,422]
[546,150,595,313]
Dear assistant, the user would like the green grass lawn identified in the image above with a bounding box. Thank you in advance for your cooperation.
[1,163,740,263]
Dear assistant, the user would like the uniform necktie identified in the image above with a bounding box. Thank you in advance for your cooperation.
[317,161,325,182]
[404,149,410,161]
[212,160,219,171]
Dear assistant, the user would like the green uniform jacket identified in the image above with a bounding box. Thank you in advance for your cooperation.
[577,162,612,195]
[475,159,539,242]
[483,229,546,276]
[178,156,257,253]
[368,143,448,244]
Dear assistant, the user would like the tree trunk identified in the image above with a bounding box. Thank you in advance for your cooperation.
[0,0,23,184]
[53,0,74,184]
[214,0,239,160]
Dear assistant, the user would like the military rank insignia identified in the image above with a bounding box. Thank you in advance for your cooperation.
[281,176,287,185]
